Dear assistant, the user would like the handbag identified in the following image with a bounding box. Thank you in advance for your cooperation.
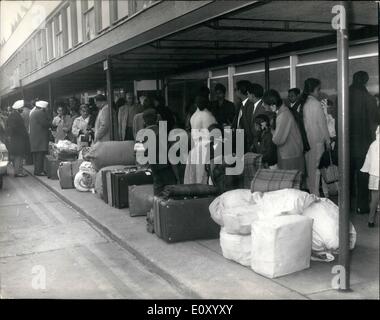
[320,151,339,184]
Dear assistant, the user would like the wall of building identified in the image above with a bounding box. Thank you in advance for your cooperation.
[0,0,159,94]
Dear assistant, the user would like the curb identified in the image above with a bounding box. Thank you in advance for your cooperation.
[26,169,202,299]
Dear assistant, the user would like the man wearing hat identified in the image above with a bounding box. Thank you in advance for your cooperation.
[94,94,111,143]
[29,100,51,176]
[5,100,30,177]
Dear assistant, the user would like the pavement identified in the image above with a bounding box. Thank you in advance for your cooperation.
[2,165,379,299]
[0,171,184,299]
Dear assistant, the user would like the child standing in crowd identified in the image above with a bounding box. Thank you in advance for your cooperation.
[252,114,277,168]
[361,125,379,228]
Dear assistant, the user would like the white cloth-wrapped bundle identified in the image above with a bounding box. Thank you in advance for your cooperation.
[252,188,317,219]
[219,228,251,267]
[55,140,79,152]
[251,215,313,278]
[209,189,259,235]
[303,198,357,254]
[74,161,97,192]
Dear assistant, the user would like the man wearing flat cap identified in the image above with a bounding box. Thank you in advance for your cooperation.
[29,100,51,176]
[94,94,111,143]
[5,100,30,177]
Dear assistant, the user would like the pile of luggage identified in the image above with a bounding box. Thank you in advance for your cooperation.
[45,140,96,191]
[209,169,357,278]
[45,141,357,279]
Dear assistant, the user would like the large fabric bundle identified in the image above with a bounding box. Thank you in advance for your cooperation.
[251,168,302,193]
[94,165,127,199]
[55,140,79,161]
[86,141,135,171]
[209,189,259,235]
[303,198,357,254]
[74,161,97,192]
[252,188,317,219]
[219,228,251,267]
[251,215,313,278]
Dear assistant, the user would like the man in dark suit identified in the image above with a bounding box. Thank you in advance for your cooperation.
[349,71,380,213]
[210,83,236,127]
[248,83,266,152]
[232,80,263,153]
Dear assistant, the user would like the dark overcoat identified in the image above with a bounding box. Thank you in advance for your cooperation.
[6,110,30,157]
[349,85,380,159]
[29,108,50,152]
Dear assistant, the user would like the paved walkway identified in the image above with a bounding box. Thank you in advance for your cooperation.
[16,166,380,299]
[0,172,185,299]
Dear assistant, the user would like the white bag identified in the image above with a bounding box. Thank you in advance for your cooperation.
[74,169,96,192]
[78,161,96,174]
[252,188,317,219]
[69,161,97,192]
[303,198,357,254]
[209,189,259,235]
[251,215,313,278]
[220,228,251,267]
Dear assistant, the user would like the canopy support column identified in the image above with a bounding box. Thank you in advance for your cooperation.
[264,56,270,91]
[105,56,115,141]
[48,80,54,117]
[337,0,351,291]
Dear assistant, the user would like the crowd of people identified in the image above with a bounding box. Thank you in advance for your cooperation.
[0,70,379,226]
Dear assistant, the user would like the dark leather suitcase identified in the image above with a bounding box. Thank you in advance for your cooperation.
[45,155,60,180]
[153,196,220,243]
[111,168,154,209]
[129,184,154,216]
[111,171,130,208]
[101,166,136,204]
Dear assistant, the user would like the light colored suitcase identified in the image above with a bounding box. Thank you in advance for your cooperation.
[128,184,154,217]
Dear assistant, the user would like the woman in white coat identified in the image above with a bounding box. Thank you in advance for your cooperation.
[184,95,217,184]
[361,126,379,227]
[300,78,331,196]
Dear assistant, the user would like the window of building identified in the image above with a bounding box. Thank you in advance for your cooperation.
[296,62,337,97]
[117,0,129,20]
[82,0,96,41]
[66,6,72,49]
[36,32,43,69]
[135,0,155,13]
[101,0,110,30]
[47,20,55,60]
[76,0,83,44]
[54,14,64,57]
[269,58,290,98]
[349,55,379,95]
[233,72,265,90]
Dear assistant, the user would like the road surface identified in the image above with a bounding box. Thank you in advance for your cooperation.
[0,173,184,299]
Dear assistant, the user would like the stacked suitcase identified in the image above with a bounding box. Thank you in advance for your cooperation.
[58,160,83,189]
[153,195,220,243]
[101,166,154,210]
[45,155,60,180]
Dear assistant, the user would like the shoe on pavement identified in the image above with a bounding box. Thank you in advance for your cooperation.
[15,173,28,177]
